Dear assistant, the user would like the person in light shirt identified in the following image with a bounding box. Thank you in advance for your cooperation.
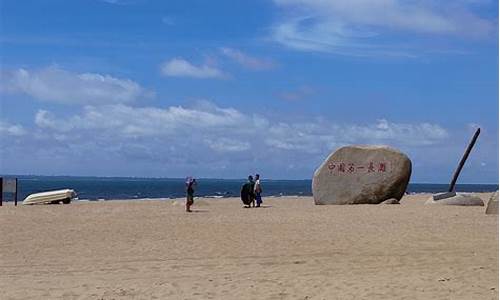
[254,174,263,207]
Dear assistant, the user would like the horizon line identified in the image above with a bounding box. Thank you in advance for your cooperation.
[1,174,498,186]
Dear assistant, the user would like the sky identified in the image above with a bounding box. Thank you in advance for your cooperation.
[0,0,498,183]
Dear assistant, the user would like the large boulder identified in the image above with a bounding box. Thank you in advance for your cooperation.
[425,193,484,206]
[312,145,412,205]
[485,191,498,214]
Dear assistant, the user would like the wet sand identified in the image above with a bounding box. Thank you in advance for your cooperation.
[0,193,497,299]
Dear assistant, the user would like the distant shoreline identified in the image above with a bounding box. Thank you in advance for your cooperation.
[2,175,497,201]
[1,174,498,185]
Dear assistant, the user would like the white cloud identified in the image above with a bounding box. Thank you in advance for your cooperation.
[34,101,250,138]
[32,102,448,155]
[0,121,26,136]
[3,100,472,178]
[346,119,449,146]
[1,66,150,105]
[220,48,275,70]
[161,58,227,79]
[262,117,448,154]
[272,0,496,56]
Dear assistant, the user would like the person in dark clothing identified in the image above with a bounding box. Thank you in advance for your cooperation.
[240,175,255,208]
[186,178,196,212]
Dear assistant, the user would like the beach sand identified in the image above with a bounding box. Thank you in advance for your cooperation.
[0,193,497,299]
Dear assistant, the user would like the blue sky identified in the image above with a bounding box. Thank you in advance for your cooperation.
[0,0,498,183]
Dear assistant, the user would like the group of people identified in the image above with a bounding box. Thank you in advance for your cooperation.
[184,174,263,212]
[240,174,263,208]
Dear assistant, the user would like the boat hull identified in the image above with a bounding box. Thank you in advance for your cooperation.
[23,189,77,205]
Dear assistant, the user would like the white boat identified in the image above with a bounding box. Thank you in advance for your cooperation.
[23,189,77,205]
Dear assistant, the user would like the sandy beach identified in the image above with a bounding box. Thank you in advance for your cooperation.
[0,193,497,300]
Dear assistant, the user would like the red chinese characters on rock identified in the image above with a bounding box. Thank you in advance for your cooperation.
[327,161,390,175]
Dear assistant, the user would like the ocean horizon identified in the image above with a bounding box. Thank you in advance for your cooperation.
[1,175,498,201]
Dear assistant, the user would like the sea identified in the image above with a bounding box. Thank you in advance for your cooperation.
[1,175,498,201]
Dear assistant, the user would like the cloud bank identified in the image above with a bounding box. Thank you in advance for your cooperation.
[0,101,450,177]
[32,102,448,148]
[1,66,149,105]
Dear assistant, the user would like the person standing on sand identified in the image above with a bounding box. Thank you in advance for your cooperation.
[240,175,255,208]
[186,177,196,212]
[254,174,263,207]
[249,175,256,207]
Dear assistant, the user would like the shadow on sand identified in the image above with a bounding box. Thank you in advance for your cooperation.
[187,209,209,213]
[242,205,273,209]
